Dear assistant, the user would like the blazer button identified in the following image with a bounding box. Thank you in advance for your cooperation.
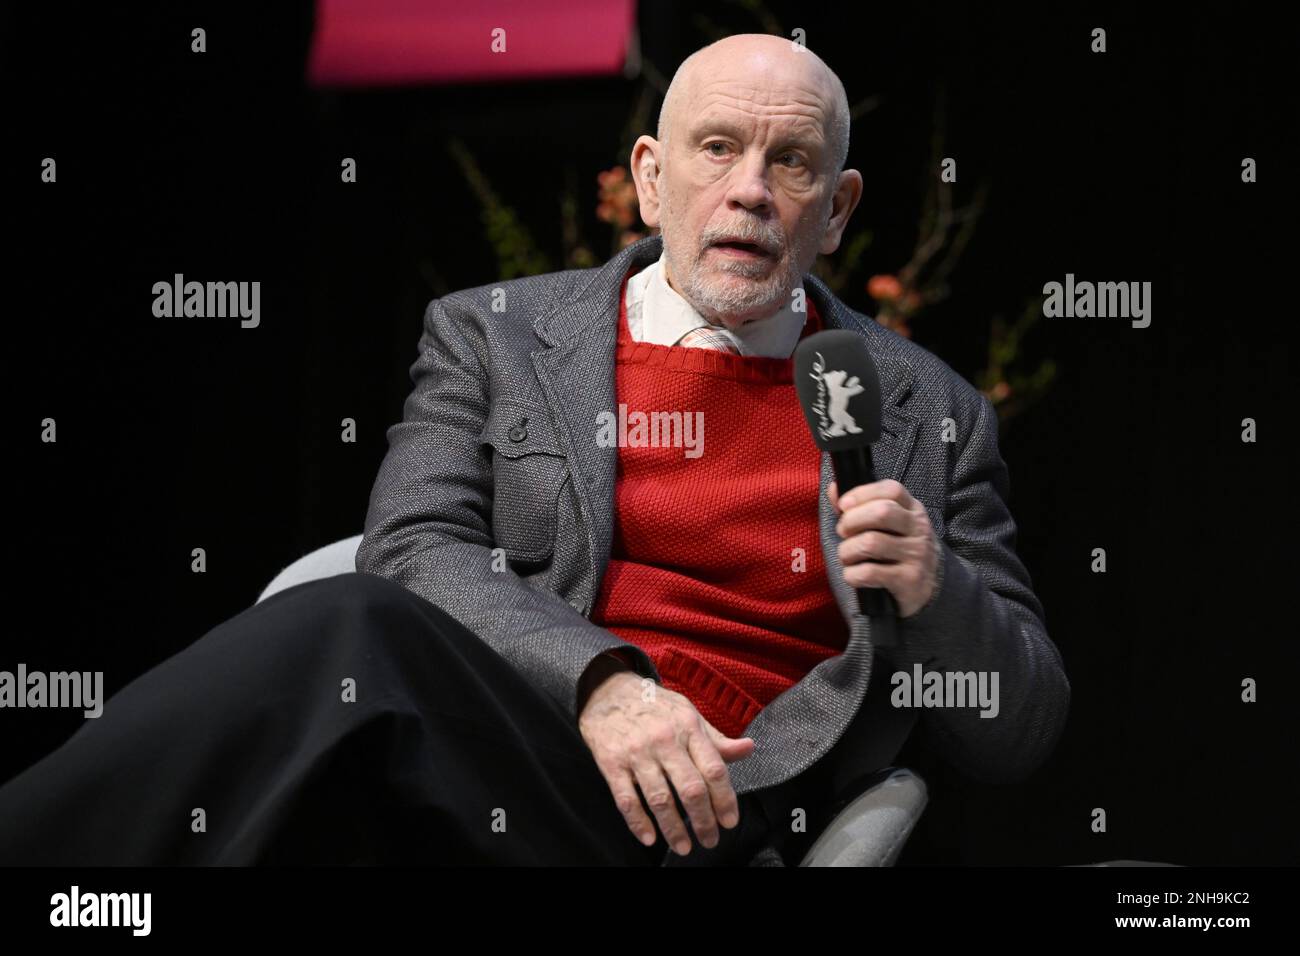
[508,423,528,442]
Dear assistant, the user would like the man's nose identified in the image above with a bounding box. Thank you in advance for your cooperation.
[724,150,775,211]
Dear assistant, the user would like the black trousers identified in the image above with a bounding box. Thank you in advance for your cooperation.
[0,572,897,867]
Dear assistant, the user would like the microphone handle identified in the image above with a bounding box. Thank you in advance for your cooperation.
[829,446,900,642]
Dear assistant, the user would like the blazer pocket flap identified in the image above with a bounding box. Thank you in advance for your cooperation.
[480,400,565,459]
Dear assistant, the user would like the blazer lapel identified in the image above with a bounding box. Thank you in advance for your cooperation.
[530,238,656,598]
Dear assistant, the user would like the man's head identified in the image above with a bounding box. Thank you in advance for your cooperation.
[630,34,863,332]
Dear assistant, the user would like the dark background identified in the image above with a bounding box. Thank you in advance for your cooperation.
[3,2,1295,864]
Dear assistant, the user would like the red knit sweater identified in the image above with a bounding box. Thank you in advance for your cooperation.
[588,266,849,739]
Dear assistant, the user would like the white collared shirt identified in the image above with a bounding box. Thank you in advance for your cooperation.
[625,252,807,358]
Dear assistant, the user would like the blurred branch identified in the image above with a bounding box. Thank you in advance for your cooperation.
[848,84,1054,424]
[447,137,552,279]
[812,228,873,295]
[872,85,989,334]
[976,300,1057,424]
[560,166,597,269]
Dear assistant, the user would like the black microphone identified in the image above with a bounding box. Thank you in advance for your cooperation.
[793,330,900,639]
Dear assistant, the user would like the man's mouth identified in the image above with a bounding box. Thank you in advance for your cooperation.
[709,239,774,259]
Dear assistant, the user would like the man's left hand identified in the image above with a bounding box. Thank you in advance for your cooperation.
[827,478,940,619]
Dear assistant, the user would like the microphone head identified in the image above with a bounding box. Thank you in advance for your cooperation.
[793,330,883,451]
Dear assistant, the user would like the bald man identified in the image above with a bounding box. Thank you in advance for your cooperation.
[0,35,1068,867]
[639,34,858,333]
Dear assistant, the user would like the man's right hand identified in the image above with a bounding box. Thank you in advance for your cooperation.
[577,669,755,856]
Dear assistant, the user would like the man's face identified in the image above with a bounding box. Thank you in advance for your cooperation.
[651,70,838,330]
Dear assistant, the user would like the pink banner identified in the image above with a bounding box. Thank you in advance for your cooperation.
[308,0,638,88]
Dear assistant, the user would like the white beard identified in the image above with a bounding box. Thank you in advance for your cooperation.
[660,193,826,326]
[677,251,798,321]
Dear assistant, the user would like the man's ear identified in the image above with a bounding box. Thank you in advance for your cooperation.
[630,136,663,228]
[819,168,864,256]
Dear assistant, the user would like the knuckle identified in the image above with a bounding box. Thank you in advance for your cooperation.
[593,739,623,764]
[645,789,674,811]
[677,780,708,804]
[700,761,729,784]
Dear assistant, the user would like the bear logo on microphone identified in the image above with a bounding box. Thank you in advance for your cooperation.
[822,369,865,436]
[806,352,866,439]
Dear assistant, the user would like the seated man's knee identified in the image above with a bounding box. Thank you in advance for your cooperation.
[293,572,432,625]
[251,573,485,674]
[296,572,472,652]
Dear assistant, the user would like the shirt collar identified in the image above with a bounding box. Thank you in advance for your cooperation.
[628,252,808,358]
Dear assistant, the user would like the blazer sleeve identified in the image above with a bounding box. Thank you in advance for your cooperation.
[890,390,1071,784]
[354,296,661,722]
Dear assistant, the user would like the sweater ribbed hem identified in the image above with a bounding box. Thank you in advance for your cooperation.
[655,646,763,733]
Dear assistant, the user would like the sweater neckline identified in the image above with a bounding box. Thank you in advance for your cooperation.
[615,265,824,384]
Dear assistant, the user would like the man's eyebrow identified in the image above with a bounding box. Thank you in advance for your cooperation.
[686,117,743,141]
[686,116,823,149]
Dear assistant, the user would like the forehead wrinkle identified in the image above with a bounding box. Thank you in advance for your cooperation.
[694,84,830,116]
[657,34,850,173]
[689,90,828,145]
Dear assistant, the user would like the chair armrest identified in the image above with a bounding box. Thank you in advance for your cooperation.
[256,534,365,604]
[798,767,928,867]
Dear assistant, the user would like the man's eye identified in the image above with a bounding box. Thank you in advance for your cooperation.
[706,142,730,156]
[778,153,803,167]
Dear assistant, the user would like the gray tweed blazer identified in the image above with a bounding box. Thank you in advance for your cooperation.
[356,233,1070,799]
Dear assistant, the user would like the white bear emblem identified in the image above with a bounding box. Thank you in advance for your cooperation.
[822,369,864,436]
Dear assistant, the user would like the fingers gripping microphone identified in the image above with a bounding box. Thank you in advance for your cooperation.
[794,330,900,639]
